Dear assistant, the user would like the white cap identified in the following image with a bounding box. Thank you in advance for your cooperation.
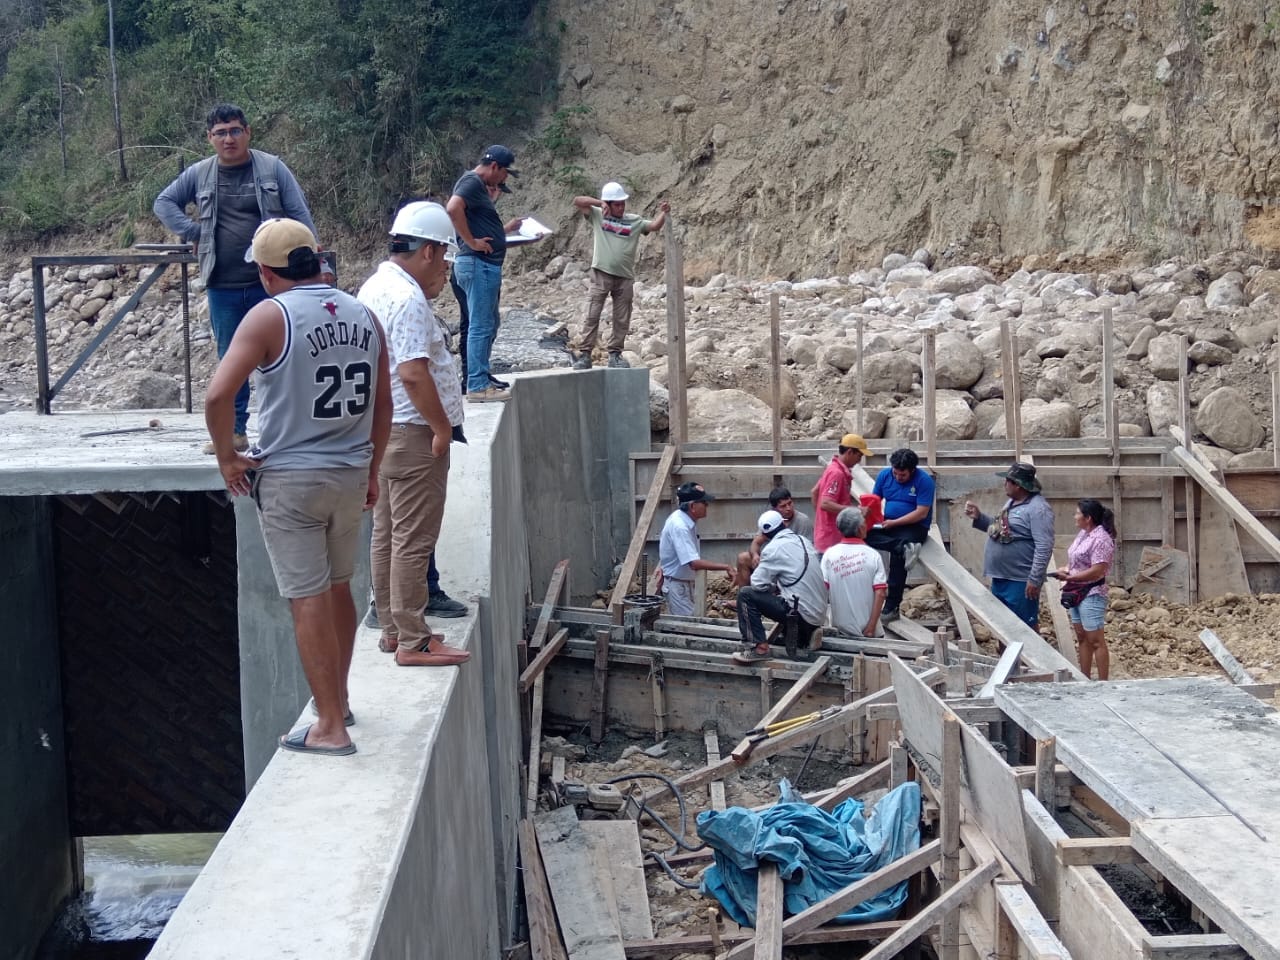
[758,510,785,536]
[601,181,628,202]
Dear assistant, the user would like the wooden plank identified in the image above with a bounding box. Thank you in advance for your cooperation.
[704,729,726,811]
[730,656,832,763]
[858,859,1002,960]
[527,675,547,817]
[994,881,1072,959]
[534,806,626,960]
[1172,448,1280,568]
[591,629,610,743]
[532,560,570,649]
[769,292,782,471]
[1131,546,1190,604]
[977,641,1024,699]
[1196,494,1250,599]
[724,841,942,959]
[940,716,962,960]
[664,223,687,448]
[520,628,570,693]
[924,332,937,468]
[1142,933,1249,959]
[1058,864,1146,960]
[753,861,784,959]
[1197,629,1254,685]
[609,444,677,624]
[1133,815,1280,960]
[1034,737,1056,809]
[1055,837,1142,867]
[518,819,570,960]
[812,758,891,811]
[580,821,654,942]
[621,921,906,958]
[1001,320,1018,456]
[890,655,1035,880]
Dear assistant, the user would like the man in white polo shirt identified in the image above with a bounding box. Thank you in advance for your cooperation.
[821,507,888,638]
[656,482,733,616]
[357,201,470,667]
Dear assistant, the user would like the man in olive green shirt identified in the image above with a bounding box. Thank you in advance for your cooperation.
[571,181,669,369]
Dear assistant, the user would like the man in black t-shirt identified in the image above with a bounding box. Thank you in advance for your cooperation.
[446,145,527,403]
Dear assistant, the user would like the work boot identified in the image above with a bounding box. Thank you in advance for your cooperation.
[607,352,630,369]
[425,590,468,618]
[467,387,511,403]
[572,352,593,370]
[882,606,901,623]
[203,434,249,455]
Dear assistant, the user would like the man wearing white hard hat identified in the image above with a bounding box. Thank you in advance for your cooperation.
[732,510,828,664]
[357,201,471,668]
[570,182,670,369]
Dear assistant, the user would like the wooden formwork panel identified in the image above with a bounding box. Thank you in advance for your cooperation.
[541,653,897,764]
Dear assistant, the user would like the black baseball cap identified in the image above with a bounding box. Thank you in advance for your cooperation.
[676,482,716,504]
[481,144,519,176]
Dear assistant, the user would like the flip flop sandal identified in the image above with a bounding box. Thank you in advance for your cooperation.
[279,723,356,756]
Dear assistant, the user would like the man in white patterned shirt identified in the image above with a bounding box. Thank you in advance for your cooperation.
[357,201,470,667]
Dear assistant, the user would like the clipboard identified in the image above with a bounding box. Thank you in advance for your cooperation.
[505,216,553,246]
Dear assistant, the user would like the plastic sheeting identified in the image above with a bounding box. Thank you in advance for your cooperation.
[697,779,922,927]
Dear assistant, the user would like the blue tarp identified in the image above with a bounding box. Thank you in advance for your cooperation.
[696,779,922,927]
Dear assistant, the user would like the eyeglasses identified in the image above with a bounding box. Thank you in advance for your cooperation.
[209,127,246,139]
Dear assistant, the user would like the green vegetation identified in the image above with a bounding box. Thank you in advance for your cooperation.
[926,147,957,183]
[0,0,556,239]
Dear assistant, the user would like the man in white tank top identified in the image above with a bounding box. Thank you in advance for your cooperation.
[357,201,470,667]
[205,218,392,756]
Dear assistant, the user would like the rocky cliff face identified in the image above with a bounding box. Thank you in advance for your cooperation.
[528,0,1280,277]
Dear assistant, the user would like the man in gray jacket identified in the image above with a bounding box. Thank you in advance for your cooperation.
[732,510,828,664]
[155,103,316,452]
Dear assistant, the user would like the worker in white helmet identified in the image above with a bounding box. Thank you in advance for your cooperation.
[570,181,670,369]
[357,201,471,668]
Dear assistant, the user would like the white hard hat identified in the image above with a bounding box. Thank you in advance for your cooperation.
[389,201,458,257]
[601,181,629,202]
[758,510,785,537]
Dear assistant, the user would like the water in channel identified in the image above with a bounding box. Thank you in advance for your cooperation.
[37,834,220,959]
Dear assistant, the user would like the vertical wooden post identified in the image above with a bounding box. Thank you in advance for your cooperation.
[1102,307,1123,582]
[590,628,611,743]
[1034,737,1057,808]
[940,715,961,960]
[664,219,688,448]
[846,666,865,764]
[1000,319,1022,459]
[759,668,772,716]
[923,332,937,469]
[770,292,783,475]
[1178,337,1198,602]
[856,317,865,434]
[889,742,909,787]
[1273,360,1280,469]
[651,656,667,744]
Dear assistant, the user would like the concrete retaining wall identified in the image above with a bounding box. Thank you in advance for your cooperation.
[0,497,72,960]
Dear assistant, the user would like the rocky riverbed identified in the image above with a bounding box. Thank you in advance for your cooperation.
[0,248,1276,466]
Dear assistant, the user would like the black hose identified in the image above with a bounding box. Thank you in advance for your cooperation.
[604,772,707,854]
[645,850,704,889]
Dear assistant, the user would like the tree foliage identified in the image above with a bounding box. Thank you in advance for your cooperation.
[0,0,555,238]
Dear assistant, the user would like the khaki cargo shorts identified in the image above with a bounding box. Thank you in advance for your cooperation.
[253,466,367,599]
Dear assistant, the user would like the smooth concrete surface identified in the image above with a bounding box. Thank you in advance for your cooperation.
[0,496,72,960]
[150,394,521,959]
[0,410,221,494]
[517,368,649,604]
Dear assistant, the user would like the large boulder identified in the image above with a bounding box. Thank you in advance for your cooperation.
[858,351,916,393]
[1147,333,1188,380]
[126,373,180,409]
[1145,382,1180,436]
[990,399,1081,439]
[1196,386,1264,453]
[885,392,977,440]
[1187,340,1233,366]
[787,334,820,365]
[924,266,995,296]
[649,380,670,432]
[1204,272,1246,309]
[841,408,888,439]
[816,342,858,373]
[686,387,772,442]
[1035,325,1100,359]
[933,333,984,389]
